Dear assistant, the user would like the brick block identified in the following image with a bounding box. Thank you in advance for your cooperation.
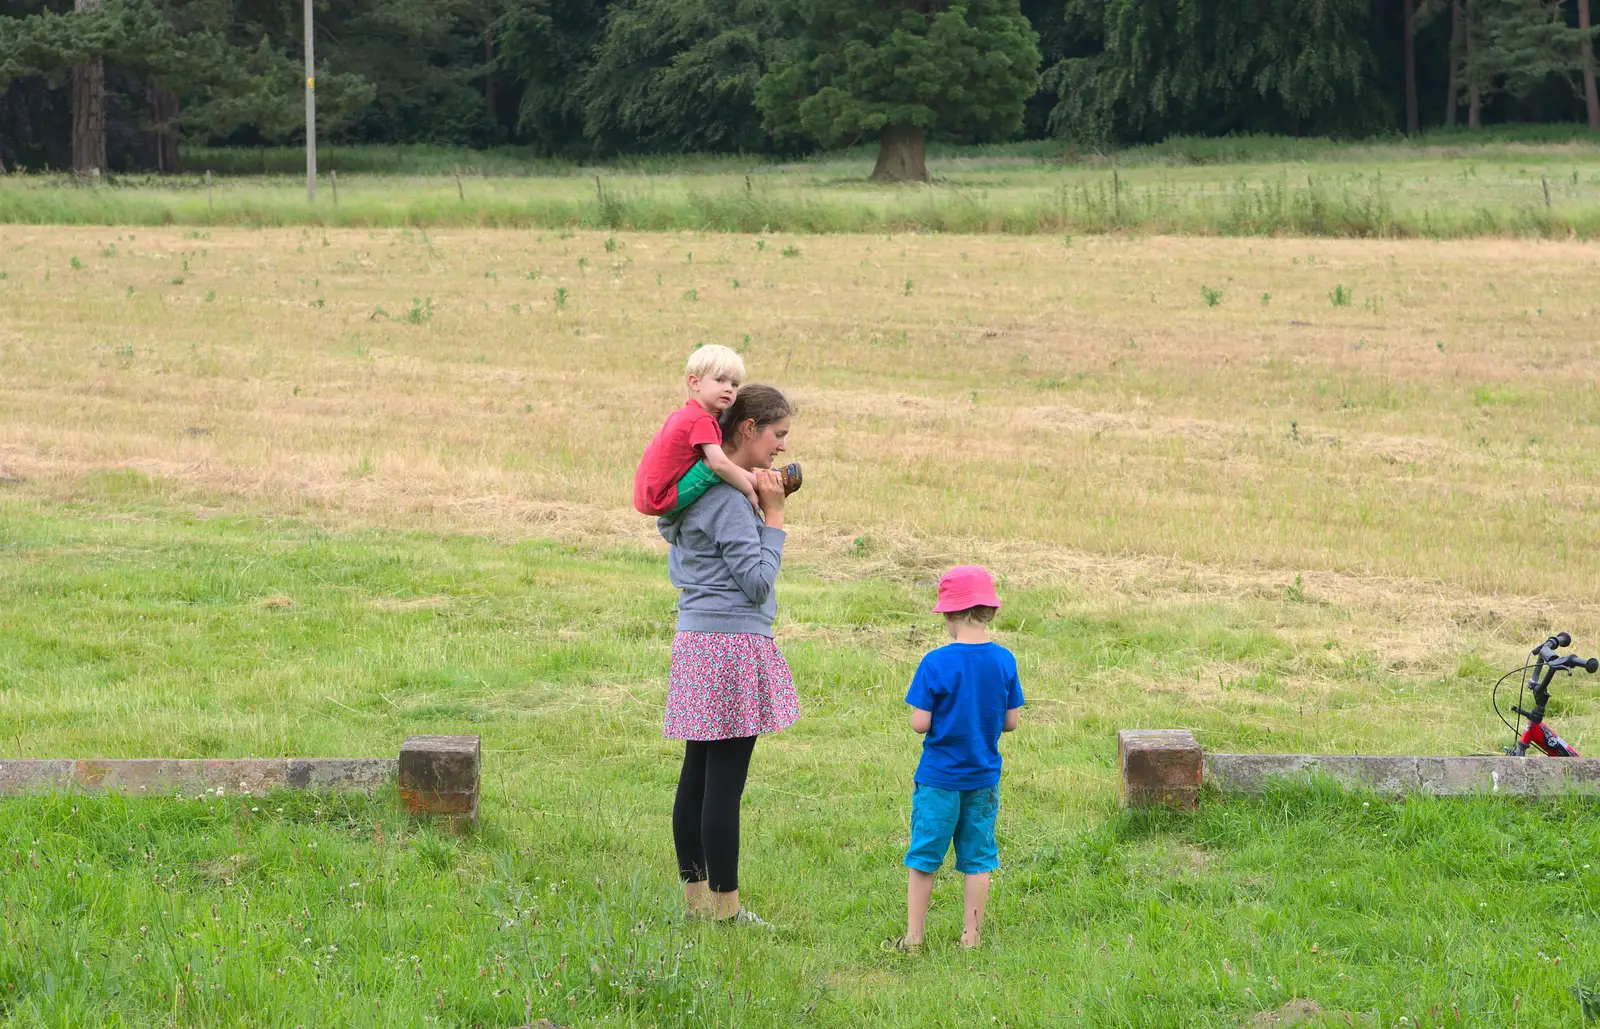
[399,735,480,829]
[1118,729,1203,810]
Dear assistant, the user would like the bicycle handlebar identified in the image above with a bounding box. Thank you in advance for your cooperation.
[1550,654,1600,674]
[1530,632,1598,676]
[1534,632,1572,663]
[1501,635,1595,745]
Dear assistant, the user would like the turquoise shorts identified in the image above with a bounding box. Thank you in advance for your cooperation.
[904,782,1000,875]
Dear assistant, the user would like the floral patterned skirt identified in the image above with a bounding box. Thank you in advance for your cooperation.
[664,631,799,741]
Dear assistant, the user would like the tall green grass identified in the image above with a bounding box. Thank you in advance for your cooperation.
[2,167,1597,237]
[4,785,1596,1028]
[5,129,1600,236]
[169,125,1600,177]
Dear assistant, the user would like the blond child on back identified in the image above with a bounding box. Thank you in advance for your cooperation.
[634,345,760,518]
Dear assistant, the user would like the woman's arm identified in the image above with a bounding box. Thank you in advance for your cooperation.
[754,467,785,530]
[712,484,785,605]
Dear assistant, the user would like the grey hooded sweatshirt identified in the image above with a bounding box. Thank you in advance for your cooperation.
[658,483,785,637]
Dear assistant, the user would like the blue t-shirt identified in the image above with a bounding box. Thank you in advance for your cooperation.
[905,642,1025,791]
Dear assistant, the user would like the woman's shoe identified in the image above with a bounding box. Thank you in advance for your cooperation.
[880,935,923,955]
[715,908,773,928]
[780,462,802,496]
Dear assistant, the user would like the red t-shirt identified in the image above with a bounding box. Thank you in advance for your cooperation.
[633,399,722,515]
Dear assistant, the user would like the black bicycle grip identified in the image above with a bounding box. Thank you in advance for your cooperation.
[1536,633,1571,661]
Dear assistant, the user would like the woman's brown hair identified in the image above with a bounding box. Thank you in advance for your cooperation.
[719,384,792,449]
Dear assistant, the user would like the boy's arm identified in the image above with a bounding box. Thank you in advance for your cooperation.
[700,443,760,503]
[910,708,932,734]
[1003,707,1021,732]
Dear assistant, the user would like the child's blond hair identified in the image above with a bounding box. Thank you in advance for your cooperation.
[685,344,745,384]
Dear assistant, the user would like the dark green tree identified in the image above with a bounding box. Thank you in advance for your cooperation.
[1458,0,1597,126]
[1045,0,1377,143]
[757,0,1040,182]
[1,0,372,168]
[580,0,776,153]
[495,0,605,152]
[304,0,500,145]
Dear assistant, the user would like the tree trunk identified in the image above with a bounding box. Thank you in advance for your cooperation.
[1580,0,1600,130]
[1445,0,1461,127]
[870,123,929,183]
[71,0,107,176]
[1466,0,1481,130]
[485,31,496,126]
[148,85,180,174]
[1404,0,1419,135]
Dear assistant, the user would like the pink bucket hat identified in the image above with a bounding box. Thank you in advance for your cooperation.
[933,565,1001,613]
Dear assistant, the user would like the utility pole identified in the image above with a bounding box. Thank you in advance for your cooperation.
[304,0,316,201]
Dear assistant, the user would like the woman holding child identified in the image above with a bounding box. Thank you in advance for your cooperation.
[638,349,799,926]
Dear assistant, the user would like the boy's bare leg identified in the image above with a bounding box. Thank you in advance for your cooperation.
[960,873,990,948]
[906,869,935,945]
[684,880,714,918]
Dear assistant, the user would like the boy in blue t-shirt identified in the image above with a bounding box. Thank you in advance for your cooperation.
[885,565,1024,953]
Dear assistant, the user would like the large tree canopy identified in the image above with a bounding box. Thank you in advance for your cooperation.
[1044,0,1378,144]
[581,0,776,154]
[495,0,605,153]
[757,0,1040,181]
[1460,0,1599,111]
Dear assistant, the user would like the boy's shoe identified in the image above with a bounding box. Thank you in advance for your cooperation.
[780,462,802,496]
[880,935,923,955]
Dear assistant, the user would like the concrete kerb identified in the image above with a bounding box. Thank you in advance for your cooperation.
[0,757,396,798]
[1204,752,1600,799]
[1115,732,1600,808]
[0,736,479,827]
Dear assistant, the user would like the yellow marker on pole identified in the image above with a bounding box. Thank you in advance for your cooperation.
[307,77,315,89]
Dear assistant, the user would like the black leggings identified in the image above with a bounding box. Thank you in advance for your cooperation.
[672,736,757,893]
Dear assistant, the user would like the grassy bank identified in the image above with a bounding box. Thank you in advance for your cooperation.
[3,130,1600,236]
[1,499,1597,1028]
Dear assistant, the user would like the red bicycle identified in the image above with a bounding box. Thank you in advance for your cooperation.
[1494,633,1598,756]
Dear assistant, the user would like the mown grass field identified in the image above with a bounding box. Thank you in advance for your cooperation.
[4,133,1600,237]
[2,217,1600,1027]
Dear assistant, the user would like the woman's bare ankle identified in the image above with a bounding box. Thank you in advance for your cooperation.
[683,881,714,918]
[709,888,741,920]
